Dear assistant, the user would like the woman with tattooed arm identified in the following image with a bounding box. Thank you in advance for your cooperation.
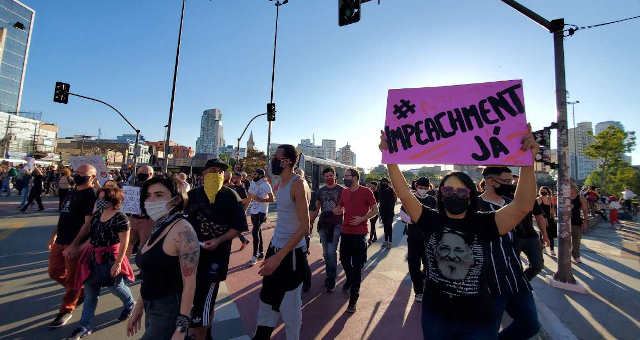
[127,177,200,340]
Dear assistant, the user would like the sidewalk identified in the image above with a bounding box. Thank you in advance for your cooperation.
[531,217,640,340]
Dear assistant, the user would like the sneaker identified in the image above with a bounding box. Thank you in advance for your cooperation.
[118,303,135,321]
[257,253,264,260]
[573,257,582,264]
[248,256,258,266]
[346,303,357,313]
[49,312,73,328]
[239,239,249,251]
[550,250,556,257]
[68,327,92,339]
[415,293,423,303]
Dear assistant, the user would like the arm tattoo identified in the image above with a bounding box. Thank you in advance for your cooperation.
[177,226,200,277]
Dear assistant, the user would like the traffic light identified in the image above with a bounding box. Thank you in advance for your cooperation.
[53,82,70,104]
[339,0,361,26]
[267,102,276,121]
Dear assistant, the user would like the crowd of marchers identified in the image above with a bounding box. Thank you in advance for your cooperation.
[10,124,638,340]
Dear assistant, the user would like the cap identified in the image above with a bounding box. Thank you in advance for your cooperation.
[204,158,228,171]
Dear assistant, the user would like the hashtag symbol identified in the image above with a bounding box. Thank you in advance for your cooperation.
[393,99,416,120]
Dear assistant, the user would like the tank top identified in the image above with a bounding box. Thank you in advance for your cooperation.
[571,196,583,226]
[136,222,182,301]
[539,201,552,221]
[271,174,306,249]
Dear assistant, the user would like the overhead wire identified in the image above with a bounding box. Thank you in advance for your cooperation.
[564,14,640,36]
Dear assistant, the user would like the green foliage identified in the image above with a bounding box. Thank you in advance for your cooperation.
[584,125,636,194]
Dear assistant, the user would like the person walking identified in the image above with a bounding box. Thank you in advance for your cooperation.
[378,178,397,249]
[608,196,623,229]
[310,167,344,292]
[537,186,557,256]
[126,165,154,257]
[254,145,310,340]
[65,185,136,339]
[47,164,98,328]
[58,168,74,210]
[380,126,539,339]
[21,165,45,212]
[367,181,380,244]
[570,182,589,263]
[127,176,199,340]
[185,159,248,340]
[334,168,378,313]
[401,177,435,303]
[247,169,274,265]
[621,186,637,213]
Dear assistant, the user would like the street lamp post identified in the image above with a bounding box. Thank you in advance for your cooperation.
[500,0,584,290]
[266,0,289,163]
[237,113,267,162]
[164,0,186,175]
[568,100,580,180]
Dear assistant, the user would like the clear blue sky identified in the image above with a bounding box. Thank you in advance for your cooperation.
[20,0,640,169]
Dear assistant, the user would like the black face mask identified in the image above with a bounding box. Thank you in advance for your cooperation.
[253,175,263,182]
[380,182,389,188]
[73,174,90,186]
[137,173,150,183]
[442,196,469,215]
[495,183,516,197]
[271,158,284,175]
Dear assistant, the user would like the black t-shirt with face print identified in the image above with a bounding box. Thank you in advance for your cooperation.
[416,205,501,322]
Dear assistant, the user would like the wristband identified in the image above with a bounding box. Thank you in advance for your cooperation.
[176,314,190,332]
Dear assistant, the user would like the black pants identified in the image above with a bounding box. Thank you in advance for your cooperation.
[406,226,426,295]
[382,217,393,243]
[515,236,543,281]
[369,216,378,241]
[251,213,266,257]
[58,188,69,210]
[339,234,367,304]
[22,189,43,211]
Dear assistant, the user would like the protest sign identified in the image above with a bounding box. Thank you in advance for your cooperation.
[25,157,35,170]
[382,79,533,166]
[69,155,108,173]
[121,185,141,215]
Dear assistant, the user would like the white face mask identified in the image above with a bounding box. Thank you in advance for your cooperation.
[144,200,170,221]
[417,189,428,197]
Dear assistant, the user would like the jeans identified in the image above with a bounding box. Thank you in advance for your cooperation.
[79,274,135,329]
[251,213,267,257]
[1,177,11,196]
[406,226,426,295]
[571,224,583,259]
[421,302,500,340]
[49,243,83,313]
[369,216,378,241]
[497,291,540,340]
[21,189,43,211]
[339,234,367,304]
[381,216,393,243]
[142,294,181,340]
[515,236,543,281]
[318,225,341,288]
[20,186,29,207]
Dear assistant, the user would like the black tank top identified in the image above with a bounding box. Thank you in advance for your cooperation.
[571,196,583,225]
[136,222,182,301]
[539,201,553,221]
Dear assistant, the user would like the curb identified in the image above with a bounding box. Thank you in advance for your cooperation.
[533,292,578,340]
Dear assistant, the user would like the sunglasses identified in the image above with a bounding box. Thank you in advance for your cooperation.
[440,186,471,199]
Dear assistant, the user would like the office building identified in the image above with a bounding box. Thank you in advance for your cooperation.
[0,110,58,159]
[568,121,599,180]
[337,143,356,167]
[322,139,336,160]
[195,108,225,155]
[0,0,34,114]
[595,121,624,135]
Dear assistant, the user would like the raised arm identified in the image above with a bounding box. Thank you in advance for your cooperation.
[379,130,423,223]
[495,125,539,235]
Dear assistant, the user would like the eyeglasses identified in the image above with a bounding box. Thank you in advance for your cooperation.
[440,186,471,199]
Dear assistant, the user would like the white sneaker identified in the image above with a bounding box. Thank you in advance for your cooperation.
[415,293,423,303]
[574,257,582,264]
[248,256,258,266]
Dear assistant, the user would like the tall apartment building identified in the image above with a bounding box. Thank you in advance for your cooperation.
[595,121,624,135]
[195,108,224,155]
[0,0,34,114]
[568,121,599,180]
[322,139,336,160]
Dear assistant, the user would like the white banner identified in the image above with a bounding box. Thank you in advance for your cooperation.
[121,185,141,215]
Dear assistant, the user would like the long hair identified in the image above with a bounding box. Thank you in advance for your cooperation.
[436,171,480,217]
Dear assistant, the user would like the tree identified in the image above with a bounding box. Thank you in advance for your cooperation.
[584,125,635,191]
[241,149,267,174]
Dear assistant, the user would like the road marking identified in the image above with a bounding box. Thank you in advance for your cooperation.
[0,221,27,241]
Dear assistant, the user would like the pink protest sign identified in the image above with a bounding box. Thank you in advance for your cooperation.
[382,79,533,166]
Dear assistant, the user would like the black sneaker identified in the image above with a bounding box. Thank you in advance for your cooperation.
[346,303,357,313]
[118,303,135,321]
[49,312,72,328]
[68,327,92,339]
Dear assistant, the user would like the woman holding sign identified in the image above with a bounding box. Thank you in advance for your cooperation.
[379,125,539,339]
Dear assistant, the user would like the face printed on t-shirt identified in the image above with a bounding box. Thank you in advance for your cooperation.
[436,232,474,280]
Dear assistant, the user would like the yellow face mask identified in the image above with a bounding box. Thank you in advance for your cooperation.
[204,172,224,203]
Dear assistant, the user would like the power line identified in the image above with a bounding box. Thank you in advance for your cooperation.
[565,15,640,36]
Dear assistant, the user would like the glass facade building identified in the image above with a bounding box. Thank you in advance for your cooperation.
[0,0,34,114]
